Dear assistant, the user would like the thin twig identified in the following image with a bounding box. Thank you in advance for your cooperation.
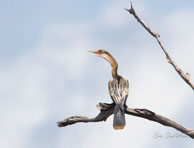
[124,2,194,91]
[57,103,194,139]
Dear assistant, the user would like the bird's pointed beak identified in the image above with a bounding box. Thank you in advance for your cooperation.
[88,50,101,56]
[88,50,98,53]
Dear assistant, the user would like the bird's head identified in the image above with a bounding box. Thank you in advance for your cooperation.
[89,49,118,78]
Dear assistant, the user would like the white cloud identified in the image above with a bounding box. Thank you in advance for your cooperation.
[162,9,194,75]
[0,53,50,148]
[0,22,93,148]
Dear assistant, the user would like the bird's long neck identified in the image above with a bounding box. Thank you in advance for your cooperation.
[102,53,118,79]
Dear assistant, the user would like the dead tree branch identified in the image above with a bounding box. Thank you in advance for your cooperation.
[57,103,194,139]
[124,2,194,91]
[57,103,114,127]
[125,108,194,139]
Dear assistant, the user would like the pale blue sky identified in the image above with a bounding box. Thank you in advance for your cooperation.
[0,0,194,148]
[1,0,194,60]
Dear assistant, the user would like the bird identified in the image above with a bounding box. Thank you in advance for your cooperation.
[89,49,129,130]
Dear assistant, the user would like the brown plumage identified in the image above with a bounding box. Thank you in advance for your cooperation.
[89,49,129,130]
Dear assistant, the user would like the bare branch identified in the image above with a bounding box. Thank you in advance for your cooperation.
[125,108,194,139]
[57,103,194,139]
[57,103,114,127]
[124,2,194,91]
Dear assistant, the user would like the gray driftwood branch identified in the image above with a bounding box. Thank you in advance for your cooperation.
[57,103,114,127]
[57,103,194,139]
[124,2,194,91]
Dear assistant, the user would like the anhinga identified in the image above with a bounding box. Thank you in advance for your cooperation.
[89,50,129,130]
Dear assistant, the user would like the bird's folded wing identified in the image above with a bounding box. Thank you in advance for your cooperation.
[108,79,129,105]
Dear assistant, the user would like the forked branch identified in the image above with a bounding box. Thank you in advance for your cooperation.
[124,2,194,91]
[57,103,194,139]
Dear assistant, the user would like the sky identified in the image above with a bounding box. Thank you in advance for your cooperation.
[0,0,194,147]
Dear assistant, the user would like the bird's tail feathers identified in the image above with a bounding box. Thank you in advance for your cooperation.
[113,104,126,130]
